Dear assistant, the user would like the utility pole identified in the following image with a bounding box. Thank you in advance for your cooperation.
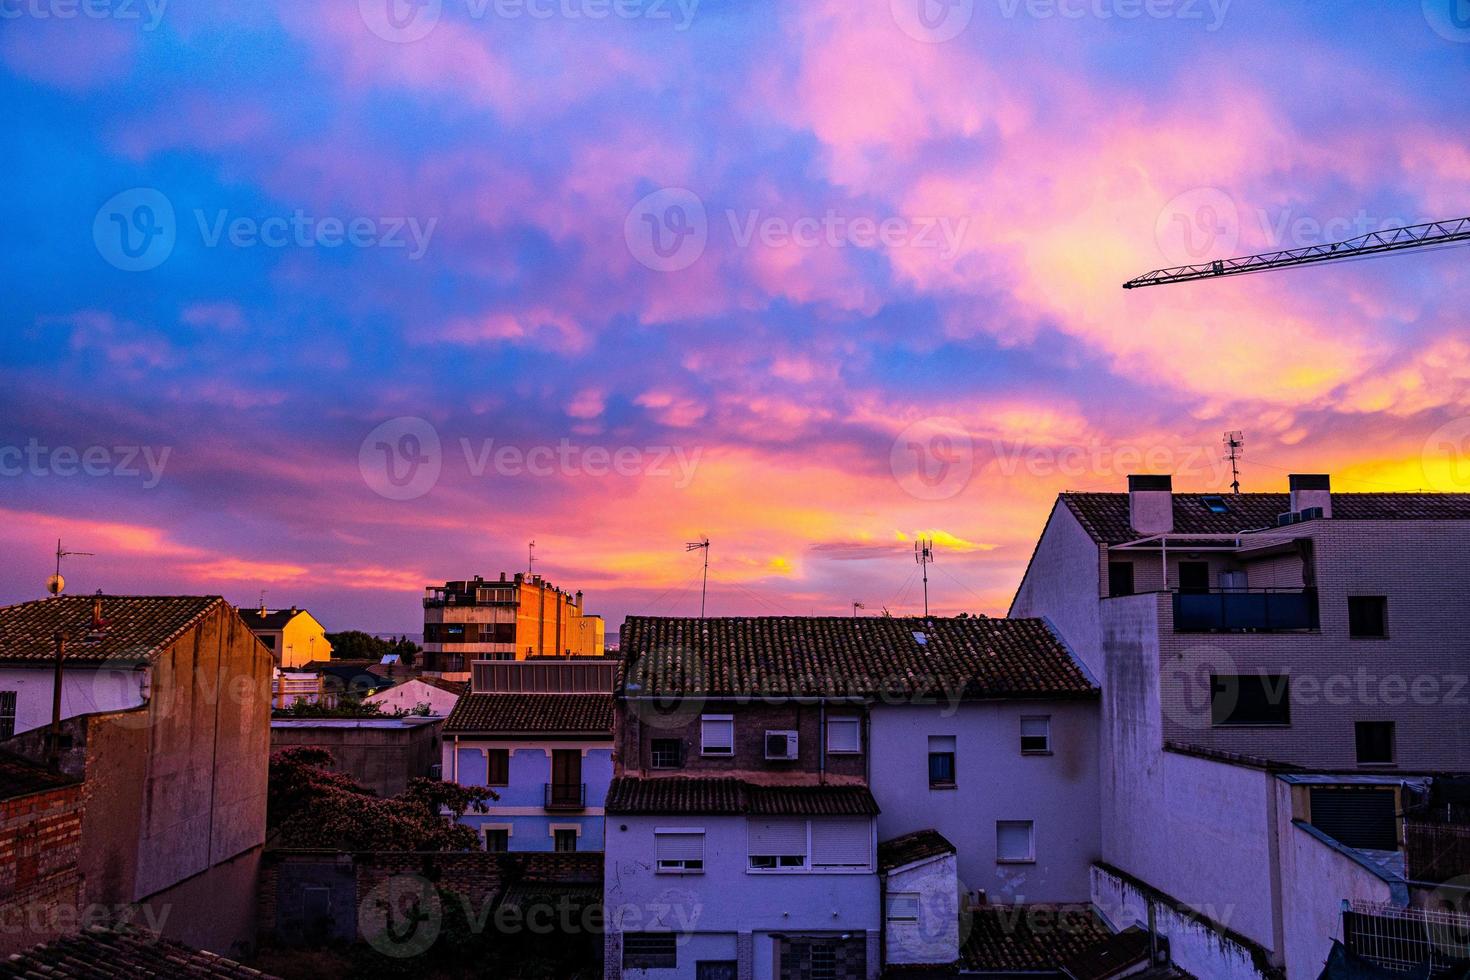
[49,630,65,766]
[914,539,934,617]
[1223,430,1245,494]
[685,537,710,618]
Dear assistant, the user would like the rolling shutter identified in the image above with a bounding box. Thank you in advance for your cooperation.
[1310,788,1397,850]
[748,819,807,857]
[811,819,871,867]
[655,832,704,864]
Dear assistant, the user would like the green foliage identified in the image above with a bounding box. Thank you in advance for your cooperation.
[274,695,405,719]
[326,630,420,667]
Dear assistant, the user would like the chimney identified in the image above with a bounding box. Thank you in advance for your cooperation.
[1289,474,1332,518]
[1128,474,1174,535]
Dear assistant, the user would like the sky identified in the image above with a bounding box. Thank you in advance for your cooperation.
[2,0,1468,635]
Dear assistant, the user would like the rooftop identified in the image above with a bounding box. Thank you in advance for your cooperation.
[444,692,614,734]
[0,748,79,802]
[961,903,1113,974]
[1062,492,1470,545]
[237,607,313,630]
[0,595,223,665]
[0,926,278,978]
[619,616,1096,700]
[606,775,879,816]
[878,828,956,873]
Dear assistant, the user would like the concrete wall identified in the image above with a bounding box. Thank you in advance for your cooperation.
[271,717,443,798]
[1010,502,1106,677]
[869,700,1099,903]
[450,739,612,850]
[884,853,959,966]
[604,814,879,980]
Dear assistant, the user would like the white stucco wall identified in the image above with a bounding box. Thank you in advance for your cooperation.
[1010,502,1106,676]
[366,679,460,717]
[869,700,1100,903]
[884,853,959,966]
[0,664,147,734]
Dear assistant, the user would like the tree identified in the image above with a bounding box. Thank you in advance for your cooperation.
[325,630,422,666]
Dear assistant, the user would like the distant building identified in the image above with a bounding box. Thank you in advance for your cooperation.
[421,573,603,677]
[0,595,271,957]
[365,675,464,717]
[238,604,333,668]
[443,659,614,852]
[270,716,443,798]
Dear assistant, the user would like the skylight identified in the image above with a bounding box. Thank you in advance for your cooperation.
[1201,495,1230,514]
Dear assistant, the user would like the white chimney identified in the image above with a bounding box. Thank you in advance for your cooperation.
[1289,474,1331,518]
[1128,474,1174,535]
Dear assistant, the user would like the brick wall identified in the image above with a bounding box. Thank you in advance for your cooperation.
[0,783,83,955]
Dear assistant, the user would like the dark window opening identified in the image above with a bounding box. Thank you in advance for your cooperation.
[1108,562,1135,597]
[623,933,677,970]
[485,829,509,852]
[486,749,510,786]
[1178,561,1210,593]
[1348,596,1388,638]
[554,829,578,852]
[1210,674,1290,726]
[1355,722,1394,765]
[1310,788,1397,850]
[928,751,956,787]
[0,692,15,740]
[650,738,683,769]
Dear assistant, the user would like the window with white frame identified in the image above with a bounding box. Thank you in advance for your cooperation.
[1020,716,1051,754]
[748,819,808,870]
[826,716,861,754]
[700,715,734,756]
[997,820,1035,863]
[654,830,705,873]
[885,892,920,922]
[0,692,15,740]
[810,819,871,869]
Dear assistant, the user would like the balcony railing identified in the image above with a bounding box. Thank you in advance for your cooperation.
[1172,588,1319,633]
[545,782,586,811]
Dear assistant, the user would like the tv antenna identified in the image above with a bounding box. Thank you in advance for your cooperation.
[852,600,865,618]
[1223,431,1245,494]
[685,536,710,618]
[914,538,934,617]
[48,539,93,597]
[528,540,536,575]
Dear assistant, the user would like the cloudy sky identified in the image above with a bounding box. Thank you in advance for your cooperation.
[3,0,1468,634]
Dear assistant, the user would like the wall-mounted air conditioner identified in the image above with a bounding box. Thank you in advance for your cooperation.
[765,730,798,760]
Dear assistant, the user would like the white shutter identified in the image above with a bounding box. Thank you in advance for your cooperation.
[655,832,704,863]
[827,717,861,753]
[811,819,871,867]
[748,819,807,856]
[701,716,733,754]
[885,893,920,921]
[997,821,1034,861]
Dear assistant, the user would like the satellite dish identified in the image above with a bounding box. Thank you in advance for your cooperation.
[46,574,64,596]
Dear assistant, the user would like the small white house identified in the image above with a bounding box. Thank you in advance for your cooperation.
[878,829,959,968]
[365,676,463,717]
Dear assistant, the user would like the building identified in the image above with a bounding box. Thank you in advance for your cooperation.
[238,604,333,668]
[422,573,604,677]
[1010,473,1470,979]
[0,749,82,955]
[443,658,615,852]
[605,615,1103,980]
[365,675,464,717]
[270,715,444,797]
[0,925,281,978]
[0,595,271,957]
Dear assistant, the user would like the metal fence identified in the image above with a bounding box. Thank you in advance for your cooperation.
[1343,901,1470,976]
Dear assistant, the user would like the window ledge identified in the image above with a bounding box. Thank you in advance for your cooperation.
[996,858,1036,865]
[1021,750,1053,757]
[929,782,957,790]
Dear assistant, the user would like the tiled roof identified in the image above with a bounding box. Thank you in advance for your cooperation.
[444,693,613,734]
[878,829,956,873]
[0,749,79,803]
[414,675,468,696]
[237,608,308,630]
[0,925,278,978]
[0,596,223,665]
[961,904,1113,973]
[1062,492,1470,545]
[619,617,1095,700]
[606,776,879,816]
[1062,927,1154,980]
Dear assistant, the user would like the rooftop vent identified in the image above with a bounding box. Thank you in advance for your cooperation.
[1289,474,1332,518]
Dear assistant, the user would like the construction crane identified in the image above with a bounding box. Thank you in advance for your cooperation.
[1123,215,1470,289]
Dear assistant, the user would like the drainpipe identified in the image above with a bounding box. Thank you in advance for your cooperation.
[48,630,65,766]
[818,699,826,786]
[1147,903,1158,965]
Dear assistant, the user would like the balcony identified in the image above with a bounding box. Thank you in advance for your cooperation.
[1172,588,1319,633]
[545,782,586,811]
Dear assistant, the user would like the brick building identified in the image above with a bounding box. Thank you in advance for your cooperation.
[0,749,82,955]
[422,573,605,676]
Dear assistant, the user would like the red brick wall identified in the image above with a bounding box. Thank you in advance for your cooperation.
[0,783,83,955]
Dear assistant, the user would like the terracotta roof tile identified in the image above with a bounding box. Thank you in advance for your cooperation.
[0,748,79,803]
[0,925,278,978]
[444,693,613,734]
[1062,492,1470,545]
[961,904,1113,972]
[0,596,224,665]
[606,776,879,816]
[619,616,1095,700]
[878,829,956,872]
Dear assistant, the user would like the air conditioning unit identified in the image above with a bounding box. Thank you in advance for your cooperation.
[765,731,798,760]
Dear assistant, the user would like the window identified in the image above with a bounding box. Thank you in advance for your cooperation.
[655,830,705,873]
[259,635,277,650]
[1178,561,1210,593]
[1201,495,1231,514]
[1020,716,1051,754]
[623,933,677,970]
[1108,562,1135,597]
[997,820,1035,863]
[486,749,510,786]
[1355,722,1395,765]
[0,692,14,740]
[1348,596,1388,638]
[700,715,734,756]
[554,828,578,852]
[826,716,861,754]
[650,738,683,769]
[1211,674,1291,726]
[928,736,956,787]
[484,828,509,853]
[748,819,808,870]
[810,819,871,869]
[885,892,920,922]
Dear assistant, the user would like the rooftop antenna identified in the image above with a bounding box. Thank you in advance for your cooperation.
[685,536,710,618]
[914,538,934,617]
[528,540,536,576]
[48,539,93,597]
[1223,430,1245,494]
[258,589,268,615]
[852,600,865,618]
